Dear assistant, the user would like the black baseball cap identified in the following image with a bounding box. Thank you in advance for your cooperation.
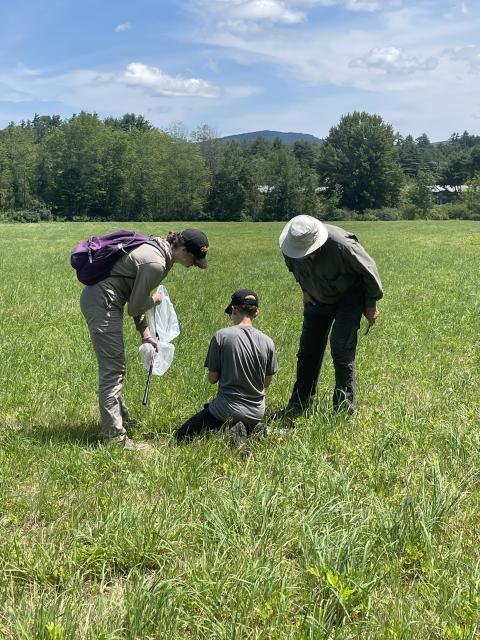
[225,289,259,315]
[180,228,209,269]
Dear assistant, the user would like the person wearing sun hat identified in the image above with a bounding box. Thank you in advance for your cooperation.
[278,215,383,418]
[174,289,278,452]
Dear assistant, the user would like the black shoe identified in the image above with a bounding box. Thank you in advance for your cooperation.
[229,422,251,458]
[229,421,248,447]
[251,422,267,438]
[270,404,304,421]
[332,390,356,415]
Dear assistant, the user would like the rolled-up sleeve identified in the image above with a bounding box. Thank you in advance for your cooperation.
[127,260,167,329]
[342,241,383,307]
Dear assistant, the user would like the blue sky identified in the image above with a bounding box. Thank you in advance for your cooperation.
[1,0,479,139]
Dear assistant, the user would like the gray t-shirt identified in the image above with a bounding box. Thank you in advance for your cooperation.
[205,325,278,423]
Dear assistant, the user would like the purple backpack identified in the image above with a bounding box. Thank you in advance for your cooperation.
[71,230,153,285]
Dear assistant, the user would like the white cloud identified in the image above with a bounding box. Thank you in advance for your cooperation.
[0,61,221,102]
[229,0,305,23]
[14,63,44,77]
[445,45,480,72]
[122,62,220,97]
[0,61,254,130]
[313,0,403,8]
[197,0,402,32]
[344,0,380,11]
[115,22,131,32]
[187,0,480,138]
[350,46,438,74]
[199,0,306,33]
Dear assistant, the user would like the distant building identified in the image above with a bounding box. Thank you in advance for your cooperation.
[429,185,467,204]
[257,185,327,194]
[257,185,274,194]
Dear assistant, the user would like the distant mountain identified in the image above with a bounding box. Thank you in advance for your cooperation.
[220,130,323,145]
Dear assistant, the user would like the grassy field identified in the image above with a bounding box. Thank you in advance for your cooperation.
[0,220,480,639]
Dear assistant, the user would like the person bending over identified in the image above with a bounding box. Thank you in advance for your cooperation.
[80,228,209,450]
[174,289,278,450]
[278,214,383,418]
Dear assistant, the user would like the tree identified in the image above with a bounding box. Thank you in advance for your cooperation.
[461,171,480,217]
[470,144,480,175]
[206,141,250,220]
[2,124,37,209]
[104,113,152,132]
[293,140,317,170]
[317,111,403,212]
[440,151,471,193]
[157,136,209,219]
[30,114,62,141]
[248,136,272,158]
[43,112,115,218]
[0,137,13,210]
[262,146,304,221]
[408,171,434,216]
[398,135,421,177]
[191,124,223,179]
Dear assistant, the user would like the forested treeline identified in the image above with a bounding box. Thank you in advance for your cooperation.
[1,111,480,222]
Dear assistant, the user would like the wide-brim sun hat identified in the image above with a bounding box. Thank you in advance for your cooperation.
[279,215,328,258]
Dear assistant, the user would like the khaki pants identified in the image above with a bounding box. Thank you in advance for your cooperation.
[80,284,129,443]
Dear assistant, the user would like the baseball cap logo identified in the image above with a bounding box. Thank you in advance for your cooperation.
[201,245,208,254]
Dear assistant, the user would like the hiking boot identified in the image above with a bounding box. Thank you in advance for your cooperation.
[229,421,248,447]
[229,422,251,459]
[332,390,356,415]
[251,422,268,438]
[270,404,304,421]
[107,437,152,451]
[334,400,356,416]
[123,438,152,451]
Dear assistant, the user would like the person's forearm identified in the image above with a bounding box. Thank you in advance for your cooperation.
[134,314,148,334]
[127,261,165,317]
[140,326,151,340]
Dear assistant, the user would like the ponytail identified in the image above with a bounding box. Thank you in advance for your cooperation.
[165,231,184,248]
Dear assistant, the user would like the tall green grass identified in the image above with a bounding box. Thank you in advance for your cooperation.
[0,221,479,639]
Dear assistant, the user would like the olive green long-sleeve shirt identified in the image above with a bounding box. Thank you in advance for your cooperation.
[283,224,383,307]
[99,237,173,332]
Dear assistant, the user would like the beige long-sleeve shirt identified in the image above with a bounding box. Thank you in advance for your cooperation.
[99,237,173,332]
[284,224,383,307]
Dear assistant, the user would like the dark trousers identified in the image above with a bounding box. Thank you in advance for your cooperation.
[289,290,363,409]
[174,404,260,443]
[174,404,224,442]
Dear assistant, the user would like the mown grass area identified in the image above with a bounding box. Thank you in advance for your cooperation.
[0,220,479,639]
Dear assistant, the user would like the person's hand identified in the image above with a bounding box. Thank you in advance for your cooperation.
[142,336,160,352]
[303,291,315,307]
[364,305,379,326]
[152,292,163,306]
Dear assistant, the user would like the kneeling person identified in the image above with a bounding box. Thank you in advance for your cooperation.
[174,289,278,445]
